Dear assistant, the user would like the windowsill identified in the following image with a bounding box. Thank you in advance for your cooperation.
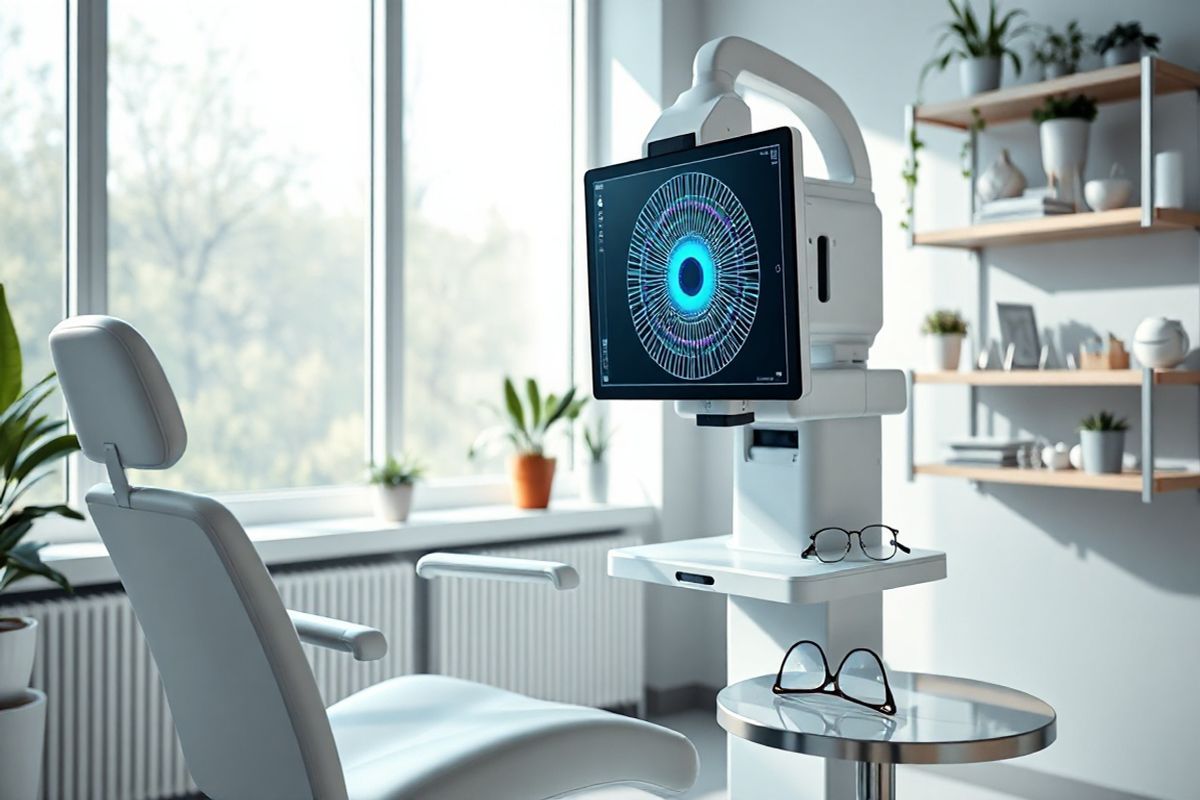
[22,501,657,594]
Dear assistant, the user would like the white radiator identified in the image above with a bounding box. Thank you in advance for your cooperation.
[0,559,416,800]
[430,531,645,711]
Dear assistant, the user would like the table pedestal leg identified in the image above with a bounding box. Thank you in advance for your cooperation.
[855,762,896,800]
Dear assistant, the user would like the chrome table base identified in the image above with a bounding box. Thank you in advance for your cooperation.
[856,762,895,800]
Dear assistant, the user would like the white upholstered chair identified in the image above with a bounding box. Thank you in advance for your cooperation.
[48,315,698,800]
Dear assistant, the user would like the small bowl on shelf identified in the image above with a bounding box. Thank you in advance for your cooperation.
[1084,178,1133,212]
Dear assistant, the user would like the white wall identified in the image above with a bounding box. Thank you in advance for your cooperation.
[604,0,1200,797]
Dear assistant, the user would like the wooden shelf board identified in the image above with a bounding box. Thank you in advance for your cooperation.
[915,60,1200,129]
[912,207,1200,249]
[914,463,1200,494]
[913,369,1200,387]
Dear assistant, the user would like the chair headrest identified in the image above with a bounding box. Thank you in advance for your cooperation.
[49,316,187,470]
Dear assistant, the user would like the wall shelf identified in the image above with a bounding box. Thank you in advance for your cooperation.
[913,369,1200,387]
[915,59,1200,130]
[914,463,1200,494]
[912,207,1200,250]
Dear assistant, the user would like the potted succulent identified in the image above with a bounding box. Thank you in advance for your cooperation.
[1094,22,1160,68]
[470,377,586,509]
[920,0,1030,97]
[0,285,79,799]
[581,415,614,505]
[1033,94,1098,210]
[921,310,969,371]
[1032,21,1085,79]
[1078,410,1128,474]
[367,454,424,523]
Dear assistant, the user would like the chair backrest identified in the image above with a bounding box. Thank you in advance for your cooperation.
[50,316,347,800]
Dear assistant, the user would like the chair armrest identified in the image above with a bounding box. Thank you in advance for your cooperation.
[416,553,580,590]
[287,610,388,662]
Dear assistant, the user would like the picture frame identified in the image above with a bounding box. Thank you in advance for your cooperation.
[996,303,1041,369]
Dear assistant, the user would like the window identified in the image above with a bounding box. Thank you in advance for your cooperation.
[402,0,574,476]
[0,1,67,501]
[107,1,371,491]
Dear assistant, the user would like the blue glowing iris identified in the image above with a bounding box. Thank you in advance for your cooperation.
[666,236,716,314]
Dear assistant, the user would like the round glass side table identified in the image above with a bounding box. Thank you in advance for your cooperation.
[717,671,1056,800]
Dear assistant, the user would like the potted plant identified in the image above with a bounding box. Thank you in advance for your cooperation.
[1094,22,1160,67]
[1033,21,1085,79]
[921,0,1030,97]
[470,377,586,509]
[1078,410,1128,474]
[1033,94,1097,210]
[921,310,969,371]
[367,454,424,523]
[581,415,614,505]
[0,285,79,799]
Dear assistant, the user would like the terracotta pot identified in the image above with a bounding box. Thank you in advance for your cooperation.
[510,454,556,509]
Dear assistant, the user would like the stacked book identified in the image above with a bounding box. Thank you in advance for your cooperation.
[975,195,1074,223]
[944,438,1034,467]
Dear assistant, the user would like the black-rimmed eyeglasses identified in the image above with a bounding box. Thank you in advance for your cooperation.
[773,640,896,715]
[801,524,910,563]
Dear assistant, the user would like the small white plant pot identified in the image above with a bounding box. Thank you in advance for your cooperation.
[926,334,965,371]
[1103,44,1141,67]
[372,483,415,523]
[582,459,609,505]
[959,56,1001,96]
[1043,62,1074,79]
[1040,118,1090,210]
[1079,430,1126,474]
[0,688,47,800]
[0,617,37,702]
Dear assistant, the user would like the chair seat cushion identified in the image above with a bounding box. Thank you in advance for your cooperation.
[328,674,698,800]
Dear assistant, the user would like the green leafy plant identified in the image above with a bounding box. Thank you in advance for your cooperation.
[469,377,586,459]
[1094,22,1160,56]
[900,124,925,231]
[367,453,424,487]
[1079,410,1129,432]
[0,284,82,593]
[1033,21,1086,72]
[921,310,969,336]
[1031,94,1098,124]
[920,0,1031,89]
[582,417,613,463]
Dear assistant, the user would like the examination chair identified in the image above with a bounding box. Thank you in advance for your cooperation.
[48,315,699,800]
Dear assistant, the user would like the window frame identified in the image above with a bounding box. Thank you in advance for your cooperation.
[40,0,584,540]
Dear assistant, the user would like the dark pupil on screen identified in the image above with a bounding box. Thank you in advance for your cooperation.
[679,257,704,296]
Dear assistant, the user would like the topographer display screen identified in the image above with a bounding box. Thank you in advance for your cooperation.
[584,127,802,400]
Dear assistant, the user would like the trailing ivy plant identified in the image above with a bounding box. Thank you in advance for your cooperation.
[0,284,82,593]
[901,108,984,231]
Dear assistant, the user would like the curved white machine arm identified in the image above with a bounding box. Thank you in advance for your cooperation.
[416,553,581,590]
[287,610,388,662]
[646,35,871,189]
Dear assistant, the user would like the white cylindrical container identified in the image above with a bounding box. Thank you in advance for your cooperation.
[582,459,609,504]
[0,689,47,800]
[926,334,964,372]
[959,56,1001,95]
[1040,118,1090,209]
[372,483,415,522]
[0,617,37,702]
[1154,151,1184,208]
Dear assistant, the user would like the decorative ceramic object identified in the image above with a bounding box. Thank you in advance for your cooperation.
[927,333,965,371]
[1038,342,1061,370]
[960,56,1001,96]
[976,149,1027,205]
[1154,151,1184,208]
[0,617,37,702]
[1069,443,1083,470]
[582,459,609,504]
[0,689,46,799]
[1084,165,1133,211]
[1133,317,1191,368]
[1080,430,1125,474]
[976,339,1002,370]
[1039,118,1090,210]
[1041,442,1071,470]
[372,483,414,523]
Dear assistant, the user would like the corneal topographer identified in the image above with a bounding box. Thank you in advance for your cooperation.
[773,640,896,715]
[801,524,910,563]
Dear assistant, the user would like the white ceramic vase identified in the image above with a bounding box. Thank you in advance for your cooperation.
[0,689,47,799]
[1103,43,1141,67]
[372,483,415,523]
[926,334,964,372]
[582,459,609,505]
[0,617,37,701]
[960,56,1001,96]
[1133,317,1190,368]
[1040,118,1090,210]
[1080,430,1125,474]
